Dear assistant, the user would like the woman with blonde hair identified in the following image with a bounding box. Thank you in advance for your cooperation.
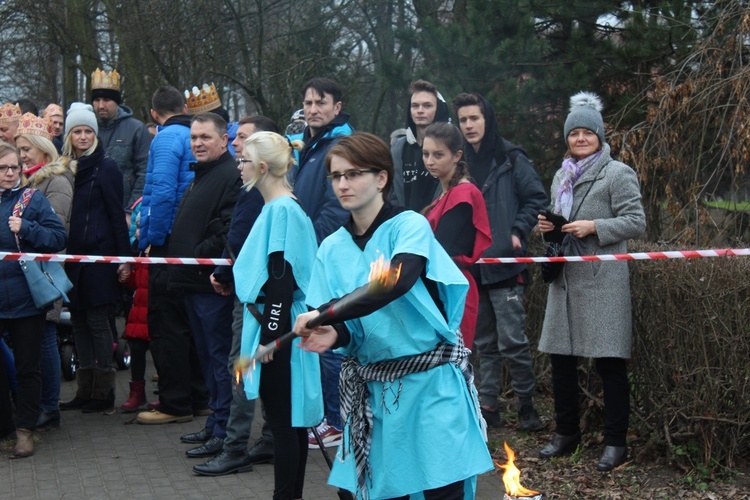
[233,132,322,500]
[59,103,131,414]
[15,113,76,429]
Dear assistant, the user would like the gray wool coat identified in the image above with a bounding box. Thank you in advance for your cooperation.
[539,144,646,359]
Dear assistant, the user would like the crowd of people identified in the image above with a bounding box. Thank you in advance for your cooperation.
[0,68,646,499]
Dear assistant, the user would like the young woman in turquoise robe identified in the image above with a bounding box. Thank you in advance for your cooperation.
[293,132,493,500]
[232,132,322,500]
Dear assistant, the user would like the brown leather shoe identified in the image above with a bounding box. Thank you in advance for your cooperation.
[13,428,34,458]
[136,410,193,425]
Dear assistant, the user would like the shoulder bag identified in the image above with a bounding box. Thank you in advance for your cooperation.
[13,188,73,308]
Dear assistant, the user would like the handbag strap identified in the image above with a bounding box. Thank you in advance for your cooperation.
[569,162,608,221]
[12,188,37,252]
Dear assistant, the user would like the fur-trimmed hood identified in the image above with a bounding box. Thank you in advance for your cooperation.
[27,159,76,188]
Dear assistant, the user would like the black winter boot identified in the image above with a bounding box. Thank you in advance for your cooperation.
[60,368,94,411]
[82,369,116,413]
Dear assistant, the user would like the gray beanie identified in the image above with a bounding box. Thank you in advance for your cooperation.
[65,102,99,136]
[563,91,604,145]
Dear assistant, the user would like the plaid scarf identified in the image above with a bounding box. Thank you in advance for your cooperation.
[338,332,479,499]
[554,151,602,219]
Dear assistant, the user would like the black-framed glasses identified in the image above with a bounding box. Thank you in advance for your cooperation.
[0,165,21,174]
[326,169,378,182]
[236,158,253,165]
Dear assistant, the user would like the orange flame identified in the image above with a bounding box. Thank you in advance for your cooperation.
[234,356,255,385]
[497,442,540,497]
[368,255,402,292]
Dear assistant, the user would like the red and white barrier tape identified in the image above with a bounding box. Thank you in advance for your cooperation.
[1,248,749,266]
[477,248,750,264]
[0,252,233,266]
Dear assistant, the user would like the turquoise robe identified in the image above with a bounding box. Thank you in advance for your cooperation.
[306,210,493,499]
[233,195,323,427]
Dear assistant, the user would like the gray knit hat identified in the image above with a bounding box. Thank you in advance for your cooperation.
[65,102,99,136]
[564,91,604,145]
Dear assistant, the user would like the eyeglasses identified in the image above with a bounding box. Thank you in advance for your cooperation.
[326,169,378,182]
[0,165,21,174]
[236,158,252,165]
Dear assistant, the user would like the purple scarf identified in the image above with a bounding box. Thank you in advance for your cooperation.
[554,151,602,219]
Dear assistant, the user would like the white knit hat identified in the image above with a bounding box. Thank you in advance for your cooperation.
[65,102,99,136]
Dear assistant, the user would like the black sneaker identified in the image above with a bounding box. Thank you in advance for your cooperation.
[518,403,544,431]
[481,407,503,428]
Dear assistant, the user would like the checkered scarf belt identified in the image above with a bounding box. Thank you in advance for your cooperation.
[338,334,472,499]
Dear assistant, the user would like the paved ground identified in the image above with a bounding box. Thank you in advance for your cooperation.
[0,357,503,499]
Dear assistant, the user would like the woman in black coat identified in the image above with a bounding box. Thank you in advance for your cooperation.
[59,103,131,413]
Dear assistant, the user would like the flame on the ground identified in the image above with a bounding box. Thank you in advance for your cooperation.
[368,255,402,293]
[497,442,540,497]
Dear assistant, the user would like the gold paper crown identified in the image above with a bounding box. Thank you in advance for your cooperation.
[42,104,64,118]
[184,83,221,115]
[91,67,121,91]
[0,103,22,123]
[15,113,54,141]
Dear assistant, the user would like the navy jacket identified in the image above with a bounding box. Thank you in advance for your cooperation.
[212,187,264,285]
[0,186,67,318]
[289,112,353,242]
[65,143,131,308]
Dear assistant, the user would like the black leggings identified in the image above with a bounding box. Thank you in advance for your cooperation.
[550,354,630,446]
[128,338,149,382]
[389,479,464,500]
[259,343,308,500]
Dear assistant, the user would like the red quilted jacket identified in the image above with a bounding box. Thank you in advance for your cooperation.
[124,263,150,341]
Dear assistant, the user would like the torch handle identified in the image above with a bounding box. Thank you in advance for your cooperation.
[249,311,330,362]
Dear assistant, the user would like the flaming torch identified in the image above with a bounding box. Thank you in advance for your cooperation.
[498,442,542,500]
[234,255,402,377]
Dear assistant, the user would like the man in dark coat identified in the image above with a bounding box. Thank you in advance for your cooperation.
[90,68,152,218]
[390,79,451,211]
[193,114,278,476]
[453,92,547,432]
[139,113,241,461]
[136,87,207,430]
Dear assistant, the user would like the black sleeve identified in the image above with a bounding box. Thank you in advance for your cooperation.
[260,252,297,344]
[433,202,476,257]
[316,252,426,324]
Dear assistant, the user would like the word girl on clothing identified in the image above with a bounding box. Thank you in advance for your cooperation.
[233,132,322,500]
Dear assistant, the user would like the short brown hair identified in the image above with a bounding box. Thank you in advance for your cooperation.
[325,132,394,199]
[409,79,437,97]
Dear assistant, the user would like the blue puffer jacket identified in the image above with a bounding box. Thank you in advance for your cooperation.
[0,185,67,318]
[138,115,195,251]
[289,112,353,243]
